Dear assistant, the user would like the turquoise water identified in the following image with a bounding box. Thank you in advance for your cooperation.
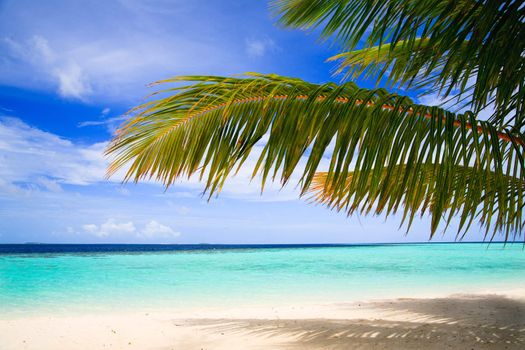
[1,243,524,315]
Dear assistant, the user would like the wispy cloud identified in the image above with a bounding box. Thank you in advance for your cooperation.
[0,117,109,188]
[77,109,122,134]
[3,36,92,100]
[0,116,307,201]
[78,115,128,134]
[0,1,268,102]
[417,92,497,121]
[245,37,276,58]
[0,118,457,243]
[416,75,500,122]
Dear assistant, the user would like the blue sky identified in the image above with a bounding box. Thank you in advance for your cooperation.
[0,0,491,243]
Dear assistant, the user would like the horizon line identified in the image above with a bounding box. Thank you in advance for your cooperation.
[0,241,519,245]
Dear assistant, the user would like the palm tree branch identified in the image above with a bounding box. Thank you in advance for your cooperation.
[307,165,525,239]
[106,74,525,237]
[115,91,521,147]
[272,0,525,129]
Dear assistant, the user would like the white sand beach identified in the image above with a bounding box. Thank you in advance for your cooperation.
[1,292,524,350]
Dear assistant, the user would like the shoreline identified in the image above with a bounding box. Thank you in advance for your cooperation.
[1,291,524,349]
[3,283,525,319]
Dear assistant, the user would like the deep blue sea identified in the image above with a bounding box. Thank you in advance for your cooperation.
[1,243,524,315]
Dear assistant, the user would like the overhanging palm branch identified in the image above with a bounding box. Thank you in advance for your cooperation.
[272,0,525,129]
[106,74,525,238]
[308,165,525,241]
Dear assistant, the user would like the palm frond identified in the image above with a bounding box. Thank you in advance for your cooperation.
[106,74,525,238]
[272,0,525,129]
[328,39,429,79]
[308,165,525,240]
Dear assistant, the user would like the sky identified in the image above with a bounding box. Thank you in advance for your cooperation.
[0,0,495,244]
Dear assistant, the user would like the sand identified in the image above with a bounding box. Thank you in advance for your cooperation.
[1,293,524,349]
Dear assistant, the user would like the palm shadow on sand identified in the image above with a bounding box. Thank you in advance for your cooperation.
[182,295,525,350]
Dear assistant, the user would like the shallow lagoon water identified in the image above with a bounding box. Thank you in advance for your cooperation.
[1,243,524,314]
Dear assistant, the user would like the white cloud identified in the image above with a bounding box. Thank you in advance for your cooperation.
[82,218,136,237]
[35,177,63,193]
[139,220,180,239]
[3,35,92,100]
[55,63,92,99]
[416,75,503,122]
[0,117,111,188]
[245,37,276,57]
[0,117,309,201]
[417,94,449,108]
[77,115,128,134]
[417,93,499,122]
[82,224,99,234]
[417,92,466,110]
[0,118,468,244]
[0,1,256,102]
[81,219,179,239]
[3,35,54,65]
[77,120,106,127]
[30,35,54,62]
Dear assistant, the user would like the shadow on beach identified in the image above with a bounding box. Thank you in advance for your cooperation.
[183,295,525,349]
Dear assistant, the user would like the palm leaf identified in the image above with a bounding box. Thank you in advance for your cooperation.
[106,74,525,238]
[272,0,525,129]
[307,165,525,240]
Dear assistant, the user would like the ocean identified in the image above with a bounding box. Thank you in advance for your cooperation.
[1,243,524,315]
